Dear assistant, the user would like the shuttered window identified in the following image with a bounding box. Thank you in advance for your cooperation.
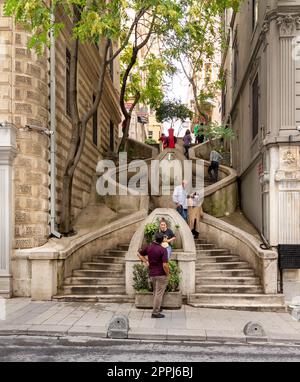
[252,75,259,139]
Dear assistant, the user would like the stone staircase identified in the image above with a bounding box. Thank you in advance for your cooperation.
[53,244,132,303]
[188,238,285,311]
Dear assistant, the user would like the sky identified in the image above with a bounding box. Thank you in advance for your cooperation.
[162,61,192,137]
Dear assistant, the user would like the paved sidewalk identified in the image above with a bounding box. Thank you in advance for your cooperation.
[0,298,300,345]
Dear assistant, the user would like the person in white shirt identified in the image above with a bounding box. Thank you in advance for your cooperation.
[208,150,223,183]
[172,180,188,221]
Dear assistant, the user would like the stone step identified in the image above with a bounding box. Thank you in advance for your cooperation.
[196,244,215,250]
[188,293,285,306]
[195,284,264,293]
[197,262,250,270]
[196,269,256,277]
[188,294,286,312]
[73,269,122,278]
[61,285,125,295]
[196,277,261,286]
[194,239,208,244]
[117,244,130,251]
[188,303,286,312]
[100,250,127,257]
[196,249,231,256]
[91,256,125,264]
[64,277,125,286]
[53,294,134,303]
[82,262,125,271]
[197,255,241,263]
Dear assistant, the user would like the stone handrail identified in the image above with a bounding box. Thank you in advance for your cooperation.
[13,210,148,300]
[199,214,278,294]
[190,142,238,217]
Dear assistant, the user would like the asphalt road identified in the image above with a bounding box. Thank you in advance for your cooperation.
[1,336,300,362]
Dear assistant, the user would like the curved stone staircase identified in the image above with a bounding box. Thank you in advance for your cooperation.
[188,238,285,311]
[54,145,285,311]
[53,244,133,303]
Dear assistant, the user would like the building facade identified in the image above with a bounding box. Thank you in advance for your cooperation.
[222,0,300,299]
[0,2,122,297]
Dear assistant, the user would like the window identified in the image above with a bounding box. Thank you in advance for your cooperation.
[148,131,153,139]
[233,41,238,88]
[110,121,114,151]
[253,0,258,30]
[222,85,227,119]
[92,95,98,146]
[252,75,259,139]
[66,49,71,117]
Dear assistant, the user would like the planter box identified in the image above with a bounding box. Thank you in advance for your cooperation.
[135,292,182,309]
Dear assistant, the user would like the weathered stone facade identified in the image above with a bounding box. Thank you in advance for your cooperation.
[222,0,300,301]
[0,1,122,254]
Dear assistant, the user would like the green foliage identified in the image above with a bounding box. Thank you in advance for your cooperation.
[203,122,235,142]
[121,49,176,112]
[4,0,129,53]
[163,0,242,122]
[145,138,157,145]
[144,222,159,244]
[155,100,193,127]
[133,263,151,292]
[133,261,181,292]
[166,261,181,292]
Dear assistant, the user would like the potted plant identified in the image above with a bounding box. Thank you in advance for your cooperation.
[144,222,159,244]
[133,261,182,309]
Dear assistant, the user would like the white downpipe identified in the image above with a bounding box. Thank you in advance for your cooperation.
[50,9,61,239]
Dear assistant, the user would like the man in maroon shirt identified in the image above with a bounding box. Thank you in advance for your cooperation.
[138,233,170,318]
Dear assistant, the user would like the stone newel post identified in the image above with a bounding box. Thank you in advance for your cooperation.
[0,123,17,297]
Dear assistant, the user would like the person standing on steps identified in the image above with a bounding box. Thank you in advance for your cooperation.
[208,149,223,183]
[159,133,168,150]
[187,192,204,239]
[173,180,188,222]
[194,123,205,144]
[183,130,192,159]
[138,233,170,319]
[159,218,176,261]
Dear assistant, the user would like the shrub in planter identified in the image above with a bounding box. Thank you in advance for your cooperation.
[132,263,152,293]
[133,261,182,309]
[144,222,159,244]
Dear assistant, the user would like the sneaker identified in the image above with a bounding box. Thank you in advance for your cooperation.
[151,313,165,319]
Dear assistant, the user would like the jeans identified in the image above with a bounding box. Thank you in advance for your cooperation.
[166,246,172,260]
[184,145,190,159]
[208,161,219,183]
[151,275,168,315]
[177,206,188,222]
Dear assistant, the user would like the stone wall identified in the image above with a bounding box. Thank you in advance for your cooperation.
[54,16,122,223]
[0,1,50,249]
[0,3,122,249]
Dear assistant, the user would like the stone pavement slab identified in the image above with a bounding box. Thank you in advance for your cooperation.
[0,298,300,345]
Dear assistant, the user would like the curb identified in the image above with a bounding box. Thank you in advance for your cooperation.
[1,328,300,347]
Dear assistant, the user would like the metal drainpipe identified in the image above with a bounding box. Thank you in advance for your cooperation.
[50,8,62,239]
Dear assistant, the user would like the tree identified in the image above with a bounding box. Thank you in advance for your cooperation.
[4,0,147,235]
[155,100,193,133]
[165,0,241,125]
[118,0,184,151]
